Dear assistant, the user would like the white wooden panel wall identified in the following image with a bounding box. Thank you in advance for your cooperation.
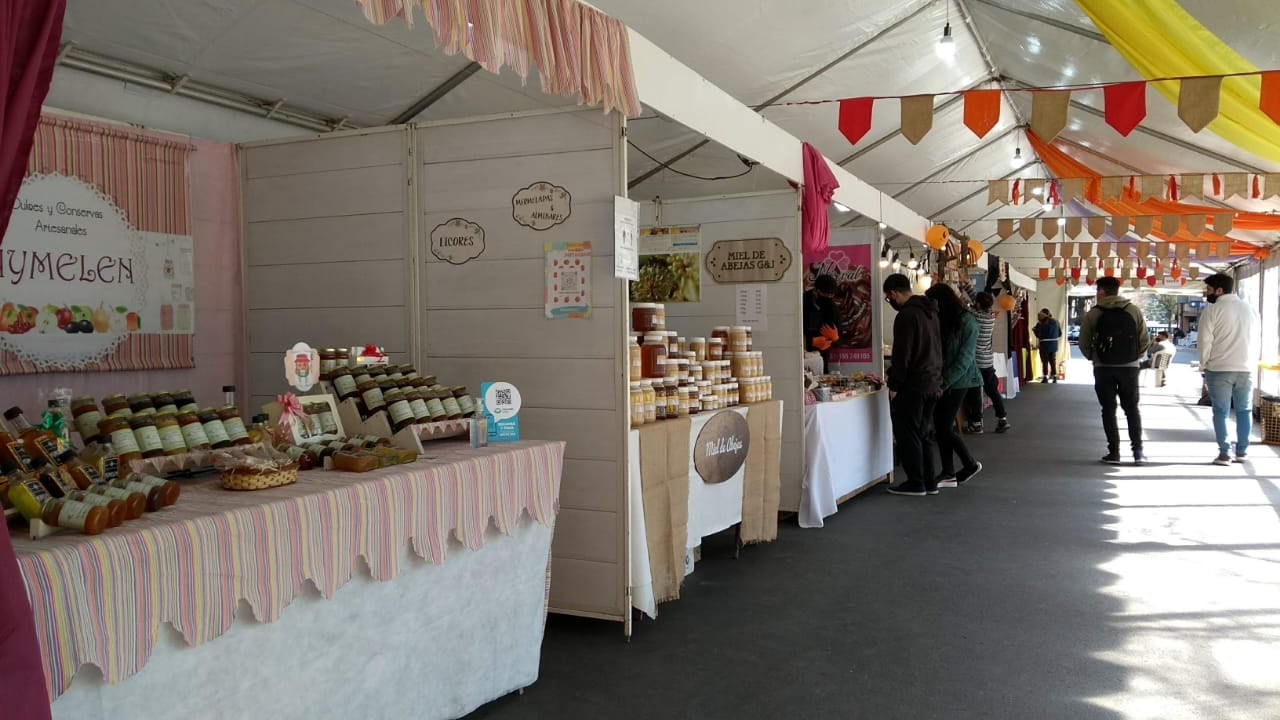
[639,191,805,507]
[241,128,414,413]
[417,111,629,620]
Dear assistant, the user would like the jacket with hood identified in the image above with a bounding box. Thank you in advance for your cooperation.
[1079,294,1150,367]
[941,312,983,391]
[888,295,943,394]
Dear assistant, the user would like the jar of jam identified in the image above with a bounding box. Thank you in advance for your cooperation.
[435,386,463,420]
[368,366,387,380]
[198,408,232,449]
[128,415,165,459]
[218,407,251,446]
[314,405,338,436]
[68,490,125,528]
[631,303,664,333]
[386,365,405,382]
[42,497,109,535]
[176,411,211,450]
[331,367,358,402]
[89,483,146,519]
[424,389,447,422]
[665,358,680,380]
[384,389,416,433]
[708,338,725,361]
[711,326,731,343]
[728,381,740,407]
[109,474,163,512]
[452,387,476,417]
[641,334,669,379]
[405,389,431,422]
[154,413,188,456]
[320,348,338,380]
[128,393,157,416]
[402,365,420,382]
[419,374,438,388]
[102,394,132,418]
[99,416,141,465]
[151,391,179,414]
[173,389,199,413]
[337,348,350,367]
[684,386,700,416]
[378,377,399,395]
[71,396,105,445]
[628,336,642,381]
[356,377,386,418]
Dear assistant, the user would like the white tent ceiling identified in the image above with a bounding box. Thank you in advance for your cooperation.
[50,0,1280,275]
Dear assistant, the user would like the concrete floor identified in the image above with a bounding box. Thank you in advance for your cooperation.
[474,358,1280,720]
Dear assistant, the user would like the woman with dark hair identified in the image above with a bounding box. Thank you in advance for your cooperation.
[925,283,984,488]
[1034,309,1063,383]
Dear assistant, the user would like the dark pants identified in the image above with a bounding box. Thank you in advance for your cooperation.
[891,389,938,491]
[935,387,978,476]
[1093,366,1143,453]
[964,367,1007,422]
[1039,346,1058,380]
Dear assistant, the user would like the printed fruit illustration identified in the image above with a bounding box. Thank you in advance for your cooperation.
[19,306,37,325]
[36,309,58,334]
[126,312,140,332]
[91,304,110,333]
[76,319,93,334]
[65,323,80,334]
[0,302,15,331]
[55,307,73,329]
[8,306,35,335]
[70,306,91,324]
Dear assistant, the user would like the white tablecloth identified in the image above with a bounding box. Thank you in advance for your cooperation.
[801,391,894,528]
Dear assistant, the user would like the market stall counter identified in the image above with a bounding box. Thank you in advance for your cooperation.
[13,440,564,720]
[801,386,893,528]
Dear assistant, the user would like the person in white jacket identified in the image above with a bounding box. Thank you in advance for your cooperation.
[1199,273,1261,465]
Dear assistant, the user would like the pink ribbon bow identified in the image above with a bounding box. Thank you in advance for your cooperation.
[276,392,304,434]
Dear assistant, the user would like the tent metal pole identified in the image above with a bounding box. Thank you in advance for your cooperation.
[391,62,482,125]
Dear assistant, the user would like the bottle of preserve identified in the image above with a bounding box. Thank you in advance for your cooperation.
[4,406,61,465]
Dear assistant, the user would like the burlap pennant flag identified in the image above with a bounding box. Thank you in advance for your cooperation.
[1020,218,1037,239]
[1100,176,1124,201]
[1137,240,1151,258]
[1122,267,1132,280]
[900,95,935,145]
[1042,242,1057,260]
[1215,241,1232,258]
[1065,216,1083,238]
[1140,175,1165,201]
[1178,76,1222,133]
[1266,174,1280,198]
[1024,179,1044,203]
[1087,216,1107,239]
[1098,242,1113,258]
[1131,277,1142,288]
[1078,241,1094,258]
[1213,213,1233,234]
[1223,173,1248,199]
[1162,214,1180,236]
[1059,242,1075,258]
[1031,90,1071,142]
[1133,215,1154,238]
[1111,216,1130,236]
[989,179,1009,205]
[1041,218,1059,239]
[1155,242,1170,260]
[1175,243,1191,261]
[1185,213,1206,237]
[1070,256,1083,269]
[1195,242,1210,258]
[1181,174,1203,200]
[997,218,1015,239]
[1060,177,1084,203]
[1055,267,1066,281]
[1190,267,1201,280]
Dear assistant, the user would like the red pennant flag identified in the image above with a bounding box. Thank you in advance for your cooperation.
[1047,180,1060,206]
[1212,173,1222,197]
[1127,176,1137,197]
[838,98,874,146]
[1262,72,1280,125]
[1253,175,1262,199]
[1103,81,1147,136]
[1012,178,1021,205]
[1039,268,1050,280]
[963,90,1001,139]
[1137,266,1147,279]
[1167,175,1178,202]
[1147,275,1157,287]
[1071,267,1081,281]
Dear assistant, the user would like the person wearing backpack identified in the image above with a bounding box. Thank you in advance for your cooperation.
[1079,276,1151,465]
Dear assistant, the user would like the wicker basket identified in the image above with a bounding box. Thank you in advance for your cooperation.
[1261,396,1280,446]
[220,463,299,491]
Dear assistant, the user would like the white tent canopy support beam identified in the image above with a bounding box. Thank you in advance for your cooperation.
[629,30,928,241]
[627,0,935,190]
[969,0,1108,44]
[392,62,482,124]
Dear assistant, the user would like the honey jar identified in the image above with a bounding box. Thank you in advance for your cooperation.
[102,394,131,418]
[71,396,105,445]
[127,415,165,459]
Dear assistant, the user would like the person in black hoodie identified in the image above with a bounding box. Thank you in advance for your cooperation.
[803,274,841,372]
[883,272,944,496]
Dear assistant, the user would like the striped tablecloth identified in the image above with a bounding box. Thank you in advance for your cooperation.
[11,440,564,701]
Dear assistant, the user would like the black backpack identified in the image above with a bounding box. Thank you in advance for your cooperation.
[1092,306,1140,364]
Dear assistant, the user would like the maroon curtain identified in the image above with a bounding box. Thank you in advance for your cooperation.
[0,2,68,717]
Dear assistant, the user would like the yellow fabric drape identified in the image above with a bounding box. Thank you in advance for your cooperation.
[1075,0,1280,164]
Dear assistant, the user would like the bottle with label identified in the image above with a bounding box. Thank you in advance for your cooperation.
[101,394,132,417]
[223,385,237,408]
[0,427,35,473]
[356,376,386,419]
[176,411,211,450]
[68,490,125,528]
[150,391,179,415]
[98,415,142,466]
[131,473,180,507]
[153,413,188,455]
[172,389,199,413]
[405,389,431,422]
[57,450,103,490]
[4,406,62,465]
[28,458,73,499]
[331,367,358,402]
[197,408,232,449]
[42,498,109,535]
[452,387,476,417]
[248,414,276,446]
[128,415,166,459]
[127,393,157,416]
[436,386,463,420]
[218,407,251,446]
[470,394,488,448]
[384,390,416,433]
[89,482,146,519]
[108,474,167,512]
[4,461,51,520]
[71,396,105,445]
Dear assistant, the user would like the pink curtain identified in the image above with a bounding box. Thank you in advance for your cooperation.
[0,1,67,717]
[801,142,839,256]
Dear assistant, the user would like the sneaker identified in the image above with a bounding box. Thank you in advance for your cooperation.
[1133,452,1148,465]
[1040,377,1049,383]
[1052,377,1059,384]
[995,418,1011,434]
[1101,453,1122,465]
[1234,455,1247,463]
[956,462,983,485]
[936,474,958,489]
[887,483,928,497]
[965,423,984,435]
[1213,453,1232,466]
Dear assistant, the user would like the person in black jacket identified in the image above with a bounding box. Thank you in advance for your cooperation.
[803,274,841,372]
[883,272,944,496]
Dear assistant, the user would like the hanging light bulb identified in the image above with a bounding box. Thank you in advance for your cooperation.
[879,221,887,229]
[1010,146,1023,168]
[1057,217,1067,226]
[935,22,957,62]
[891,253,902,271]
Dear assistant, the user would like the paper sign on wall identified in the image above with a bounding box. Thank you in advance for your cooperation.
[631,226,701,303]
[481,381,521,443]
[614,196,639,281]
[545,242,592,319]
[735,285,768,331]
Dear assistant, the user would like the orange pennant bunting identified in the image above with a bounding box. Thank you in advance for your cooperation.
[963,90,1002,139]
[1261,71,1280,125]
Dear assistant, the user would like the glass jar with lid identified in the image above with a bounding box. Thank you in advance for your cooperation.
[654,382,668,421]
[435,385,463,420]
[384,389,416,433]
[356,376,386,418]
[641,381,657,424]
[198,408,232,449]
[176,411,211,450]
[127,393,156,416]
[128,415,166,459]
[664,378,680,419]
[173,389,199,413]
[218,407,252,446]
[689,363,704,383]
[320,348,338,380]
[151,391,178,415]
[665,332,680,355]
[689,337,707,361]
[675,358,689,383]
[729,326,751,353]
[628,336,642,382]
[629,382,645,427]
[99,416,141,465]
[631,303,666,333]
[331,366,359,402]
[664,357,680,380]
[711,326,731,344]
[641,334,668,379]
[71,396,104,445]
[452,387,476,417]
[707,338,725,361]
[404,388,431,422]
[101,393,131,418]
[153,413,188,456]
[728,381,739,406]
[423,389,448,422]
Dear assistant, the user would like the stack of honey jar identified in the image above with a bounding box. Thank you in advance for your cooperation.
[321,361,477,433]
[628,303,773,428]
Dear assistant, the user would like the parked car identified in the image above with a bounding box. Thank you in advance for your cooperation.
[1068,325,1081,344]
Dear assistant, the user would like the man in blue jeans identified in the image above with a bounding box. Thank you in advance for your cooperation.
[1198,273,1261,465]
